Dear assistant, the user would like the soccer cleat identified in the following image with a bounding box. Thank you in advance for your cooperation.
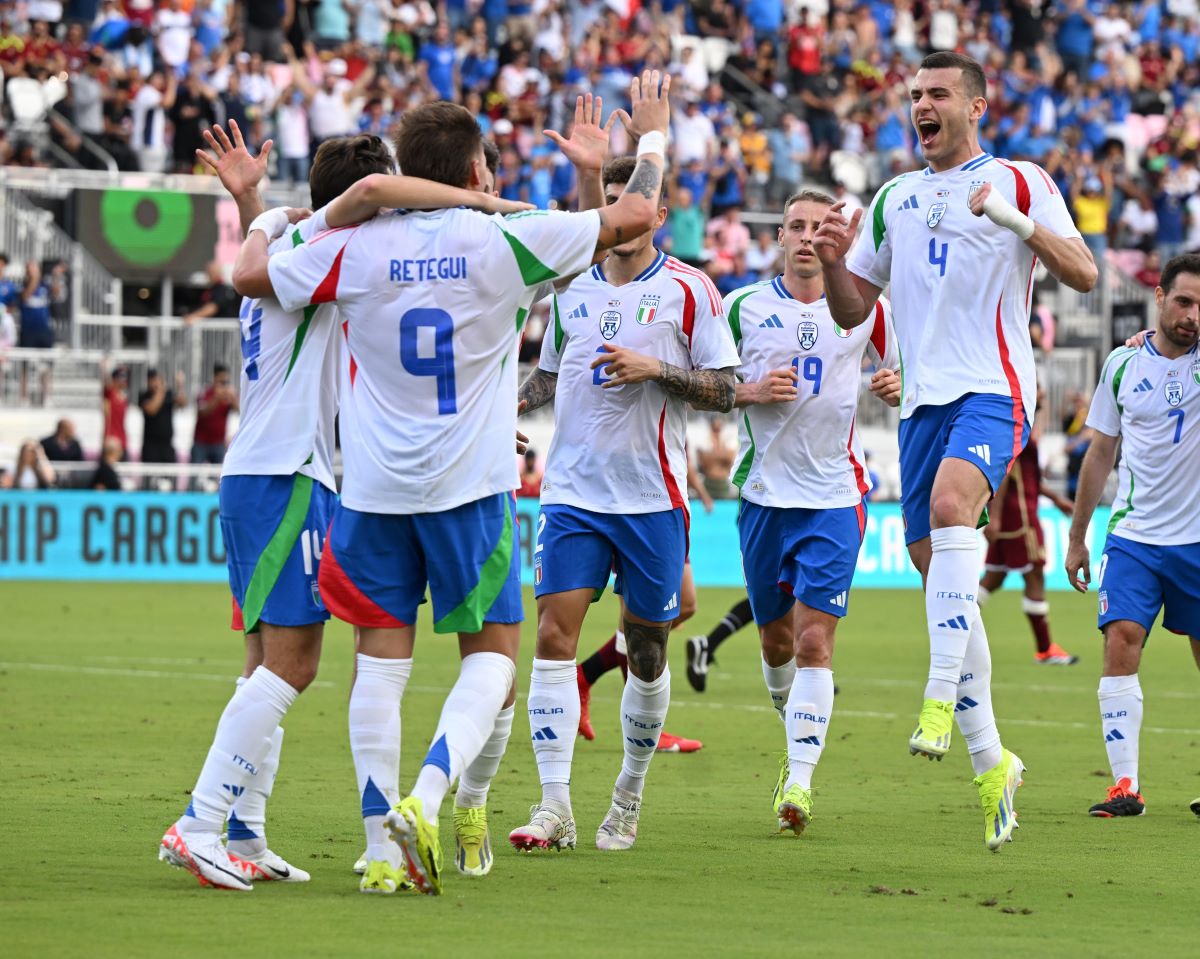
[453,805,493,877]
[358,860,409,894]
[353,851,367,875]
[1035,643,1079,665]
[595,790,641,851]
[777,784,814,835]
[158,824,252,891]
[1088,778,1145,818]
[908,698,955,759]
[228,847,311,882]
[974,749,1024,851]
[508,801,577,852]
[577,665,595,741]
[685,636,710,692]
[656,731,703,752]
[386,797,443,896]
[1190,797,1200,817]
[771,753,789,815]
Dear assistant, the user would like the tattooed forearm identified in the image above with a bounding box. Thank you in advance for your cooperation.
[518,367,558,414]
[625,157,664,203]
[656,364,736,413]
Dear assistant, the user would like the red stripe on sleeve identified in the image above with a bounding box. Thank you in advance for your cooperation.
[674,276,697,349]
[869,300,887,359]
[311,243,348,305]
[997,160,1031,216]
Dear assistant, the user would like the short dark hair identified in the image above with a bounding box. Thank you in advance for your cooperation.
[482,138,500,176]
[918,51,987,100]
[1160,253,1200,294]
[309,134,395,209]
[213,363,229,377]
[783,188,836,214]
[602,156,664,208]
[393,101,483,187]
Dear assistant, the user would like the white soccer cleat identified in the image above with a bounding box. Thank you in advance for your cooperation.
[595,790,641,851]
[353,851,367,875]
[159,824,251,891]
[228,847,312,882]
[508,801,577,852]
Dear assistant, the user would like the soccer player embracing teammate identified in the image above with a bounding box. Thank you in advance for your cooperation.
[816,52,1097,850]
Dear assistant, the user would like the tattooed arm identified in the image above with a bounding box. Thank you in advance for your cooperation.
[518,367,558,415]
[589,345,736,413]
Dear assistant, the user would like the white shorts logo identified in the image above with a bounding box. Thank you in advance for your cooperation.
[967,444,991,466]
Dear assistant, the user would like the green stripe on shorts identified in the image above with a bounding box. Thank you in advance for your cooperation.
[434,495,515,635]
[240,474,313,633]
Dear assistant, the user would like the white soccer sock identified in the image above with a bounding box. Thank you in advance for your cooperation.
[227,724,283,857]
[614,667,671,797]
[784,667,834,790]
[762,656,797,721]
[179,666,298,837]
[526,658,580,810]
[456,704,515,809]
[349,654,411,865]
[1099,674,1142,792]
[955,608,1004,776]
[410,652,515,825]
[924,526,980,702]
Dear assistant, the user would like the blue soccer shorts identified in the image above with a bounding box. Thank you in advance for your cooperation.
[738,500,866,625]
[220,473,335,633]
[1097,534,1200,638]
[534,504,687,623]
[898,392,1030,545]
[319,492,522,634]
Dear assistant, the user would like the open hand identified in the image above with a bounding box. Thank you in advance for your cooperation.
[469,194,537,215]
[623,69,670,139]
[545,93,619,172]
[196,119,273,198]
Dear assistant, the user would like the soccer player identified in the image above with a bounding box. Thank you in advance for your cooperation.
[815,51,1097,849]
[978,402,1078,665]
[727,188,900,834]
[232,76,672,894]
[509,147,740,853]
[159,124,523,891]
[1065,253,1200,819]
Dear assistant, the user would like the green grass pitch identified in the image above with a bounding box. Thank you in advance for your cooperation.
[2,582,1198,957]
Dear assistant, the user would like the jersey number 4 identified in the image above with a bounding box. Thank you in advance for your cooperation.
[400,308,457,414]
[928,239,948,278]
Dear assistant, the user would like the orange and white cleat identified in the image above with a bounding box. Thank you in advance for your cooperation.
[228,847,311,882]
[158,824,252,891]
[577,665,595,741]
[656,731,703,753]
[1035,643,1079,665]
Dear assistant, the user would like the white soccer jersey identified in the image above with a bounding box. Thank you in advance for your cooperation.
[846,153,1080,420]
[268,207,601,514]
[222,209,339,492]
[727,276,899,509]
[538,250,741,514]
[1086,335,1200,546]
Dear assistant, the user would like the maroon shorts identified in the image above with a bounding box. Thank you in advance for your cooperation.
[984,521,1045,574]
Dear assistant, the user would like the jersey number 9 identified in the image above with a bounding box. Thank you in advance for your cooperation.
[400,309,457,415]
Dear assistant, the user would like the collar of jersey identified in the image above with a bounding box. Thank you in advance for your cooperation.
[1144,331,1199,358]
[591,249,667,284]
[922,152,993,176]
[772,275,824,304]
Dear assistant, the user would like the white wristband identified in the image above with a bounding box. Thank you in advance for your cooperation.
[247,208,292,241]
[636,131,667,158]
[981,190,1035,241]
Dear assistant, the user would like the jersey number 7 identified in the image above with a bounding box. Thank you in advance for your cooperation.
[400,308,457,414]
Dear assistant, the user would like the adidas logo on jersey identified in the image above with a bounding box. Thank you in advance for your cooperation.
[663,592,678,613]
[897,194,919,211]
[759,314,785,329]
[532,726,559,742]
[967,444,991,465]
[1132,377,1154,393]
[829,592,847,608]
[566,303,589,320]
[937,615,970,631]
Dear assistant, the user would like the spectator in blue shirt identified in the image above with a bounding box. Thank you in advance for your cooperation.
[18,261,53,349]
[419,22,458,101]
[0,253,20,309]
[1056,0,1096,80]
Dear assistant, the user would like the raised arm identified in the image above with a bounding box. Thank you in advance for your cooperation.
[232,207,311,298]
[1064,429,1120,592]
[814,201,883,328]
[544,93,616,213]
[195,120,270,234]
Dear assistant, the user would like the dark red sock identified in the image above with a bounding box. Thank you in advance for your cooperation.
[1026,613,1052,654]
[581,633,625,685]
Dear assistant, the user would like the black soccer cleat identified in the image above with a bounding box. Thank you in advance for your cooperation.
[1189,797,1200,818]
[685,636,709,693]
[1088,778,1145,817]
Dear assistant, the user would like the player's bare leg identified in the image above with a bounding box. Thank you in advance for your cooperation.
[510,588,591,852]
[1090,620,1146,817]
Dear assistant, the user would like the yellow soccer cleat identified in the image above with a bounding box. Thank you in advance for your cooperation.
[908,698,954,760]
[974,749,1025,851]
[453,806,493,877]
[771,753,788,816]
[386,797,443,896]
[358,860,410,895]
[776,784,814,836]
